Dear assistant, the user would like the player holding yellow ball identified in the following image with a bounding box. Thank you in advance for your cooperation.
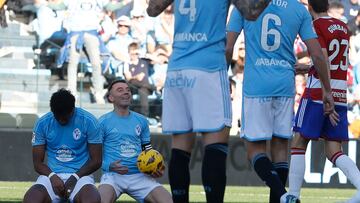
[137,149,165,175]
[98,79,172,203]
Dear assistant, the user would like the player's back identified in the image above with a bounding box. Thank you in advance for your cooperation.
[168,0,229,72]
[305,17,350,106]
[228,0,316,97]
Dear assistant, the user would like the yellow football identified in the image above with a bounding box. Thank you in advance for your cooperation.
[137,149,164,174]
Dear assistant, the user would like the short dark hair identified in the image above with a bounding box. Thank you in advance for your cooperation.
[107,79,128,92]
[50,88,75,117]
[309,0,329,13]
[328,1,344,10]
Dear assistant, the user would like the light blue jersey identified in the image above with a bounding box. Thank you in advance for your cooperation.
[32,108,102,173]
[100,111,151,174]
[168,0,229,72]
[227,0,317,97]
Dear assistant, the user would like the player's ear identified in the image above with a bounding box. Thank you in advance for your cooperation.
[107,92,114,103]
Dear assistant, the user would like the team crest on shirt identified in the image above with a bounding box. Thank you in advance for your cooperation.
[73,128,81,140]
[135,125,141,136]
[31,132,36,144]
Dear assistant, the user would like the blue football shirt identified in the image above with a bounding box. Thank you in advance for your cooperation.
[100,111,151,174]
[32,108,102,173]
[168,0,229,72]
[227,0,317,97]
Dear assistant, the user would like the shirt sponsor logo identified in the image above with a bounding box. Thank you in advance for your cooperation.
[255,58,291,68]
[174,32,208,42]
[120,141,137,158]
[73,128,82,140]
[165,75,196,88]
[56,145,75,162]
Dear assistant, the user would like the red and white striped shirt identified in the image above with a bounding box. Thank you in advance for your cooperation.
[303,17,350,107]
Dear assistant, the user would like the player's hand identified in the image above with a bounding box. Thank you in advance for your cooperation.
[322,91,339,126]
[64,175,77,199]
[49,174,66,198]
[110,160,129,175]
[295,63,310,74]
[328,111,340,127]
[150,165,165,178]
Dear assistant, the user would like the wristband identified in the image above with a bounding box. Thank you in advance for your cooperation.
[72,173,80,181]
[48,172,56,179]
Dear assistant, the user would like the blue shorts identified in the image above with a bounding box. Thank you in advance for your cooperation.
[293,98,348,141]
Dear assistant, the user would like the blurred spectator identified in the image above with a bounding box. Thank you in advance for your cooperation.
[347,11,360,35]
[107,15,134,79]
[130,8,150,56]
[99,9,117,44]
[340,0,359,21]
[123,42,155,117]
[149,45,169,93]
[328,1,348,22]
[33,0,65,46]
[150,4,174,54]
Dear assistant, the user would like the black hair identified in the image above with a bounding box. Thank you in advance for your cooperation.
[309,0,329,13]
[107,79,128,92]
[50,88,75,117]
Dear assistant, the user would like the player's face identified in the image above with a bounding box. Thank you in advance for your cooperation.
[110,82,132,107]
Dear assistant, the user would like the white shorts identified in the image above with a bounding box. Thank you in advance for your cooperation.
[240,96,294,141]
[34,174,95,203]
[99,173,161,202]
[162,69,232,134]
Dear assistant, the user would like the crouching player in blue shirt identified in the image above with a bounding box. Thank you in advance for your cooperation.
[98,79,172,203]
[23,89,102,203]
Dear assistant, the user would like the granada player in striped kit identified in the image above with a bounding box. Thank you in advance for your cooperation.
[285,0,360,202]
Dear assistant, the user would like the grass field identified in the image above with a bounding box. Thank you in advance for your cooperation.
[0,181,356,203]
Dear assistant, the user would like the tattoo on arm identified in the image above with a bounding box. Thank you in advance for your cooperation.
[147,0,174,17]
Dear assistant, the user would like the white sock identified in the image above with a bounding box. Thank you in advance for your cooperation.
[288,149,306,198]
[335,155,360,189]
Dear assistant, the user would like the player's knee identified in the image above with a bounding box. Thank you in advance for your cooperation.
[23,185,50,203]
[291,134,309,149]
[76,185,101,203]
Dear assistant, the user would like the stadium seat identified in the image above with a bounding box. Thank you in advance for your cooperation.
[0,113,17,128]
[15,113,38,128]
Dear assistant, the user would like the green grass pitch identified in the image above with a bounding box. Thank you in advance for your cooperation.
[0,181,356,202]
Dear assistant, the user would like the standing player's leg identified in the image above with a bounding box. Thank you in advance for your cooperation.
[270,137,290,203]
[168,133,196,203]
[286,133,309,199]
[326,140,360,203]
[247,141,287,201]
[202,128,230,203]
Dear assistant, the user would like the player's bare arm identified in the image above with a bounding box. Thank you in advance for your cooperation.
[226,32,240,67]
[147,0,174,17]
[304,38,336,116]
[232,0,271,21]
[33,145,65,198]
[64,144,102,197]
